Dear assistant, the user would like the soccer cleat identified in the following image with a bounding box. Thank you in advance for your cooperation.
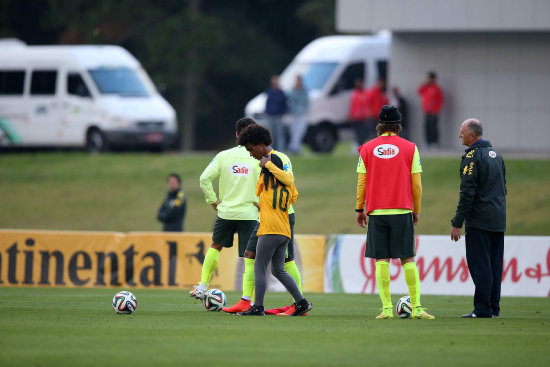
[376,308,394,319]
[412,307,435,319]
[189,283,207,300]
[236,305,265,316]
[222,299,251,313]
[492,315,500,319]
[291,299,312,316]
[266,305,291,315]
[277,304,295,316]
[461,312,477,318]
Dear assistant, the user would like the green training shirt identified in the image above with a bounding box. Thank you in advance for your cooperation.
[200,146,261,220]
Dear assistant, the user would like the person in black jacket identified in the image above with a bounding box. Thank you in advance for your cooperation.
[157,173,187,232]
[451,118,506,318]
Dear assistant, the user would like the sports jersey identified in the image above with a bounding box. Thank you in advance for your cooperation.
[256,173,298,239]
[199,146,261,220]
[356,133,422,215]
[270,150,295,215]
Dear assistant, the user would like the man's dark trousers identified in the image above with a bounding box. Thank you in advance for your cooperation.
[465,227,504,317]
[425,114,439,146]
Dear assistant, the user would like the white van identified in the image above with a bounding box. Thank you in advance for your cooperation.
[0,40,177,151]
[245,34,390,152]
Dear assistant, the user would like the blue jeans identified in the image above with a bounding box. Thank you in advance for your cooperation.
[266,115,285,152]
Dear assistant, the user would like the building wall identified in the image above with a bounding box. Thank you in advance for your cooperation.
[390,33,550,151]
[336,0,550,32]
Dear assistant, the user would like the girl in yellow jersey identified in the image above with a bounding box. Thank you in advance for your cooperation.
[237,127,312,317]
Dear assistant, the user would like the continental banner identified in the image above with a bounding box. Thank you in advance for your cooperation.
[0,230,325,292]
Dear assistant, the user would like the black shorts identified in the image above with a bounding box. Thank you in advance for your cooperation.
[365,213,415,259]
[245,213,295,259]
[212,217,258,257]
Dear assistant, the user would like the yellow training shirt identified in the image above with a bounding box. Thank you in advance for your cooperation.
[255,174,298,239]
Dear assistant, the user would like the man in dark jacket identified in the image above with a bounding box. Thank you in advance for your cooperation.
[157,173,187,232]
[451,118,506,318]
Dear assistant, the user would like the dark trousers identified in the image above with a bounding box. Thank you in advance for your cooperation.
[424,114,439,146]
[465,227,505,317]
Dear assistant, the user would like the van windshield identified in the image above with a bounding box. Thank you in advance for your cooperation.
[280,62,337,91]
[88,68,149,97]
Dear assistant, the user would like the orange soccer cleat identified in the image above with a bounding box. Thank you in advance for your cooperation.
[277,303,307,316]
[222,299,251,313]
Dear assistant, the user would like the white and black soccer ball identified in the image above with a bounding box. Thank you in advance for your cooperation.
[203,289,227,311]
[396,295,412,318]
[112,291,137,314]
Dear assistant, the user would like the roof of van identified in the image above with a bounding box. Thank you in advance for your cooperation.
[294,34,391,62]
[0,44,140,68]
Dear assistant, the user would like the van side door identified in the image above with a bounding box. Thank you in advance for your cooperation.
[61,71,94,146]
[27,69,60,144]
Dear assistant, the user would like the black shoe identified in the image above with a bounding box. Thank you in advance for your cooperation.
[291,299,312,316]
[236,305,265,316]
[461,312,478,318]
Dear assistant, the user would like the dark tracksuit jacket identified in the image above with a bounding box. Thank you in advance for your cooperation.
[451,140,507,232]
[157,189,187,232]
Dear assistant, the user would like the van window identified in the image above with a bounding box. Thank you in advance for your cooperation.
[31,70,57,95]
[280,62,337,91]
[330,62,365,96]
[68,73,91,97]
[0,70,25,95]
[88,67,149,97]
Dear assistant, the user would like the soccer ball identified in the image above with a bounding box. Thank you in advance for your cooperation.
[203,289,226,311]
[396,295,412,318]
[112,291,137,314]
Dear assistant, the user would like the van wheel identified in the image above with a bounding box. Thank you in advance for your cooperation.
[307,123,337,153]
[86,128,107,153]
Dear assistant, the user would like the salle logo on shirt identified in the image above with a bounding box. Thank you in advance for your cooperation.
[229,163,251,176]
[373,144,399,159]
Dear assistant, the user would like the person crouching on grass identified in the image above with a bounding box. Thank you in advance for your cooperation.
[236,124,312,317]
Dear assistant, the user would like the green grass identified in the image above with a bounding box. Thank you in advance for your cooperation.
[0,288,549,367]
[1,144,550,235]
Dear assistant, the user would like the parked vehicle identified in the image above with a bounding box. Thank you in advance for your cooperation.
[245,33,390,152]
[0,39,177,151]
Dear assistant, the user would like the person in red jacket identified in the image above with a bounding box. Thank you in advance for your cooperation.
[348,78,369,146]
[365,78,389,140]
[417,71,443,148]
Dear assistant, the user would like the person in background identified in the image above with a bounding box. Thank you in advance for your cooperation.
[157,173,187,232]
[348,78,369,147]
[390,86,409,140]
[365,78,389,140]
[287,75,309,154]
[265,75,288,152]
[417,71,444,148]
[451,118,506,319]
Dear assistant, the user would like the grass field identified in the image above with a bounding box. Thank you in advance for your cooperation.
[0,288,549,367]
[1,144,550,235]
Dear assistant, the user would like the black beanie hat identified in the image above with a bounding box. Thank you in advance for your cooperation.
[379,105,401,124]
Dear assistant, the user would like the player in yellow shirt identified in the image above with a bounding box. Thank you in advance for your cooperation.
[236,124,312,316]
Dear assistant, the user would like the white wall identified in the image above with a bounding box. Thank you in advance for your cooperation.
[389,32,550,151]
[336,0,550,32]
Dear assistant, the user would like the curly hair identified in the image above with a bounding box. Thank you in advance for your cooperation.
[235,117,256,134]
[376,123,402,136]
[263,154,285,190]
[237,124,272,146]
